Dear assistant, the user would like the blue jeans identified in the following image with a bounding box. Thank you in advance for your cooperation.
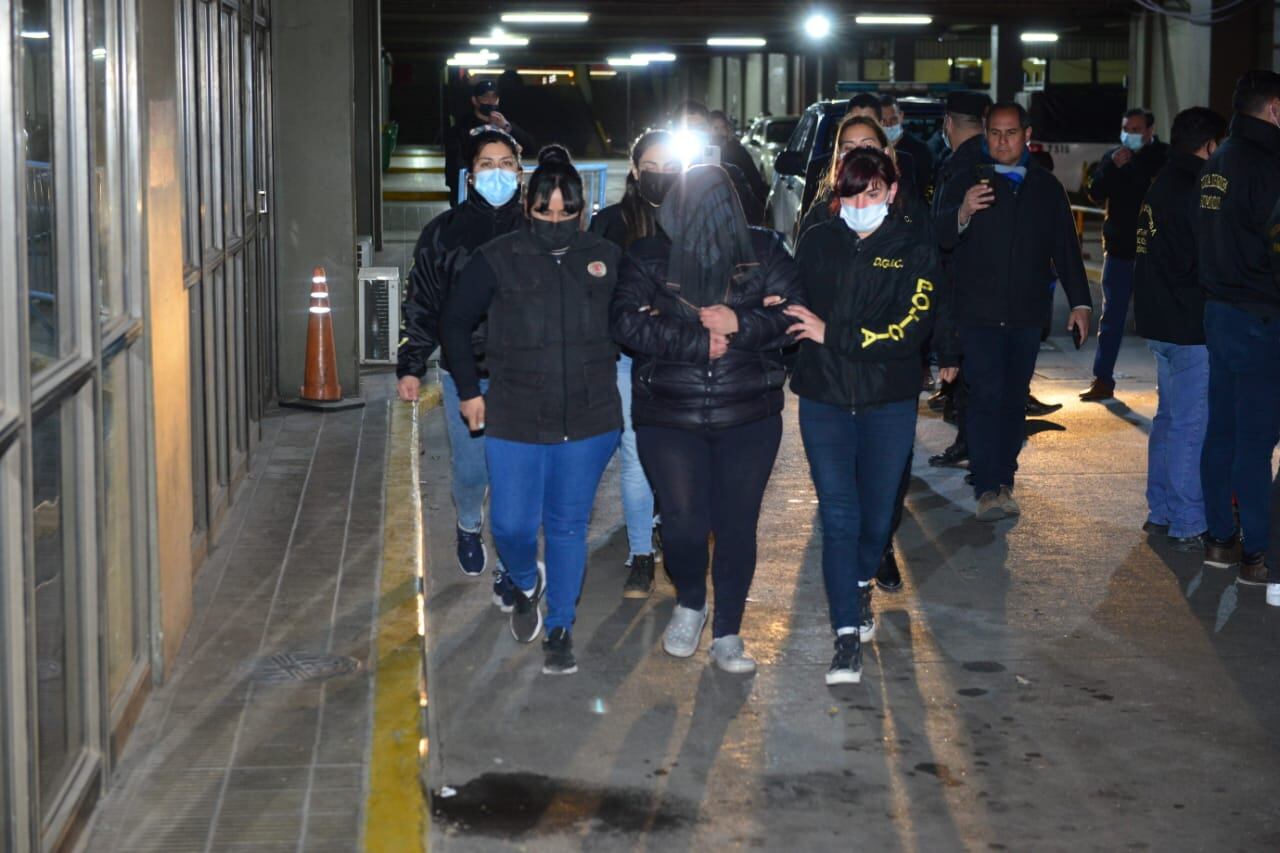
[1147,341,1209,538]
[961,325,1042,498]
[1092,255,1135,383]
[486,430,621,631]
[1202,302,1280,554]
[442,372,489,532]
[799,397,917,632]
[617,355,655,557]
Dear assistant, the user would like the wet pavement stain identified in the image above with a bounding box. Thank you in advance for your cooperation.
[963,661,1007,673]
[914,762,965,787]
[958,688,989,697]
[432,772,696,838]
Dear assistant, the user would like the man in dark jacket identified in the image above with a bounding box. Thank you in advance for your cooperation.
[937,102,1092,521]
[880,93,934,201]
[844,94,919,203]
[1081,108,1170,401]
[443,80,535,206]
[710,110,770,216]
[1197,70,1280,585]
[1133,107,1227,550]
[673,101,765,224]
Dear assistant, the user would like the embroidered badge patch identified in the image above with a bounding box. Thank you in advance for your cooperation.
[587,261,608,278]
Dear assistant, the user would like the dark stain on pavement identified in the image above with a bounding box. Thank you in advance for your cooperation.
[963,661,1007,673]
[433,772,696,837]
[914,762,965,787]
[958,688,988,697]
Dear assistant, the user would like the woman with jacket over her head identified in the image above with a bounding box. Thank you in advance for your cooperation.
[786,148,955,686]
[589,130,682,600]
[396,127,525,597]
[611,164,806,674]
[440,145,623,676]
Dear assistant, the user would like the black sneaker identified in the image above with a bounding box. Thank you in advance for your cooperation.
[859,584,875,642]
[825,634,862,685]
[622,554,656,599]
[876,547,903,593]
[509,565,546,644]
[457,524,487,577]
[1204,533,1241,569]
[492,562,514,612]
[541,627,578,675]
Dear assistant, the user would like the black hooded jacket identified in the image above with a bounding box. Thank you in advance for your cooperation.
[1198,114,1280,318]
[1133,151,1207,345]
[1085,139,1170,260]
[611,228,805,431]
[790,215,953,410]
[395,192,524,380]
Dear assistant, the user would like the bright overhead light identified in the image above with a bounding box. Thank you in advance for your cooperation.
[1021,32,1060,43]
[707,37,767,48]
[501,12,589,25]
[631,52,676,62]
[517,68,574,76]
[20,30,51,39]
[470,28,530,47]
[448,51,499,66]
[589,69,618,78]
[855,14,933,25]
[468,68,504,75]
[92,47,107,60]
[607,56,649,67]
[804,13,833,39]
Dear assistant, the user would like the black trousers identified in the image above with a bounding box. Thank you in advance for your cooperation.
[636,415,783,638]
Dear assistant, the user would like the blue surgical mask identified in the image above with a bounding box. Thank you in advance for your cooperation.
[840,202,889,235]
[884,123,904,144]
[473,168,518,207]
[1120,132,1145,152]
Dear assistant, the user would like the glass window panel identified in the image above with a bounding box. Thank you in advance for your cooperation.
[102,351,138,701]
[31,398,85,810]
[22,0,64,373]
[91,0,125,320]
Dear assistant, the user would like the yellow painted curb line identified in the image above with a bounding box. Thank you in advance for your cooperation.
[365,385,440,852]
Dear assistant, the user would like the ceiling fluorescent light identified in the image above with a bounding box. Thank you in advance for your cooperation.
[631,52,676,62]
[501,12,589,24]
[470,31,530,47]
[607,56,649,67]
[855,15,933,25]
[1020,32,1059,43]
[707,37,767,48]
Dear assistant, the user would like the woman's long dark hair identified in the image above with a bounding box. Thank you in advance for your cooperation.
[619,130,673,247]
[524,144,585,219]
[828,148,904,217]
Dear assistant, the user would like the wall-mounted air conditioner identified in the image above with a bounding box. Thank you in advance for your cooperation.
[358,266,400,365]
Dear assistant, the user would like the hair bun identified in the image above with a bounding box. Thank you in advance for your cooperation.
[537,144,572,166]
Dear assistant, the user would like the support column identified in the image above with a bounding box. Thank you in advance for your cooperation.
[893,36,916,82]
[274,0,360,397]
[989,23,1023,102]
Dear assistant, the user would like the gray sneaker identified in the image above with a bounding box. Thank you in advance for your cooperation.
[662,605,707,658]
[975,491,1005,522]
[709,635,756,674]
[998,485,1021,516]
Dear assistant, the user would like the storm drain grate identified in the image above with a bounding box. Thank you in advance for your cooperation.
[249,652,361,684]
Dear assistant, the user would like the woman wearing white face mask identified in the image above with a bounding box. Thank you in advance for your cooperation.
[397,127,525,599]
[785,148,956,686]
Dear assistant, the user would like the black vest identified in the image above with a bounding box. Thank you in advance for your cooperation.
[479,227,624,444]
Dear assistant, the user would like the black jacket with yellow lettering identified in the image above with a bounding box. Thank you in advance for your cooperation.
[1134,151,1206,345]
[1198,114,1280,318]
[790,214,954,411]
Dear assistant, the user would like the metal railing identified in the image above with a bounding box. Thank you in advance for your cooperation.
[1070,203,1104,240]
[27,161,55,338]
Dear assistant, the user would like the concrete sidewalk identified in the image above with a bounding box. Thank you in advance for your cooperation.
[421,338,1280,851]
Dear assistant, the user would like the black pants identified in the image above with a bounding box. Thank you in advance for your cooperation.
[636,415,783,638]
[961,325,1042,497]
[889,450,913,537]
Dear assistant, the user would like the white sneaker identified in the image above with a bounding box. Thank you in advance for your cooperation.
[662,605,707,658]
[709,635,756,674]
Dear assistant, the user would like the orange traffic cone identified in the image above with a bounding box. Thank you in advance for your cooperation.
[282,265,364,411]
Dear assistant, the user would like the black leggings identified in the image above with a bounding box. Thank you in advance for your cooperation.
[636,415,783,638]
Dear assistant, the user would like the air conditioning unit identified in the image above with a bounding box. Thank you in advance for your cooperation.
[358,266,401,365]
[356,236,374,269]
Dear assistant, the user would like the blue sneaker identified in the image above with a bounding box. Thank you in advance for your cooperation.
[492,561,514,612]
[457,524,487,577]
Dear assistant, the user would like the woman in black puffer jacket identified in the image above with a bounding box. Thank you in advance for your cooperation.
[611,164,805,674]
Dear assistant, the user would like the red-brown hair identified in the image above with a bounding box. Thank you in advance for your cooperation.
[829,148,900,216]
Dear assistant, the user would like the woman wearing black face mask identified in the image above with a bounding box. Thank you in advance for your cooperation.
[441,145,623,676]
[588,131,681,598]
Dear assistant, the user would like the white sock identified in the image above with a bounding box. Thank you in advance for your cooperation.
[836,627,858,637]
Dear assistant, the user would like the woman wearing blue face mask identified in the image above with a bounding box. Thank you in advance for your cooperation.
[397,127,525,599]
[785,148,956,686]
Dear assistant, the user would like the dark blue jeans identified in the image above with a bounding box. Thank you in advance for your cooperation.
[961,325,1042,498]
[486,430,621,631]
[1147,341,1209,538]
[799,397,917,632]
[1201,301,1280,555]
[1092,255,1135,383]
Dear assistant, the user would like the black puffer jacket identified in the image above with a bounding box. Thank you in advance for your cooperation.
[395,193,524,379]
[1085,139,1169,260]
[790,216,953,410]
[611,228,805,431]
[1134,151,1206,345]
